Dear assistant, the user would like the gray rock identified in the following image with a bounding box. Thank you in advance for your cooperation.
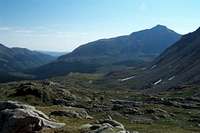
[98,119,125,129]
[50,107,93,119]
[111,99,143,107]
[80,117,134,133]
[0,101,65,133]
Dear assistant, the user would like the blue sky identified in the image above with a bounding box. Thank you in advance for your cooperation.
[0,0,200,51]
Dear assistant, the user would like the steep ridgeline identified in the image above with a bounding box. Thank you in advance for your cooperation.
[30,25,181,78]
[0,43,56,82]
[59,25,181,63]
[128,27,200,89]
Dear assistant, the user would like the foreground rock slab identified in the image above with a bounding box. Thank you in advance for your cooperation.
[80,116,137,133]
[0,101,65,133]
[50,106,93,119]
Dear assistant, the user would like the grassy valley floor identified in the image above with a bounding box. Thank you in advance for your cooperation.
[0,73,200,133]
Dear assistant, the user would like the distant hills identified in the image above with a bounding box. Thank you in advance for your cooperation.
[127,27,200,89]
[0,44,55,71]
[0,43,56,82]
[37,51,67,57]
[30,25,181,78]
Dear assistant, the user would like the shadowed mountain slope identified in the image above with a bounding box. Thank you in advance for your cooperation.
[127,27,200,89]
[0,43,56,82]
[30,25,181,78]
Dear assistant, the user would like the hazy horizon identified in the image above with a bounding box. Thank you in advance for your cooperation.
[0,0,200,52]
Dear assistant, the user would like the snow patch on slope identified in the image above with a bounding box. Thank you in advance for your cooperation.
[119,76,135,82]
[154,79,162,85]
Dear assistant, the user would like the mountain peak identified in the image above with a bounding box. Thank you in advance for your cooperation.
[194,27,200,34]
[0,43,7,49]
[152,25,168,30]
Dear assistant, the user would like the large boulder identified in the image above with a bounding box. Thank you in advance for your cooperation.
[0,101,65,133]
[50,106,93,119]
[80,117,134,133]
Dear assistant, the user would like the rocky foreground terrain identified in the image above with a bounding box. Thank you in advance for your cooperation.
[0,73,200,133]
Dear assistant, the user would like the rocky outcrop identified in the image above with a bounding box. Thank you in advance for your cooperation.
[0,101,65,133]
[80,116,135,133]
[50,107,93,119]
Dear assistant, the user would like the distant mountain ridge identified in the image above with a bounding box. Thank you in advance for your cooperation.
[59,25,181,63]
[0,44,55,72]
[37,51,67,57]
[30,25,181,78]
[128,27,200,89]
[0,43,56,82]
